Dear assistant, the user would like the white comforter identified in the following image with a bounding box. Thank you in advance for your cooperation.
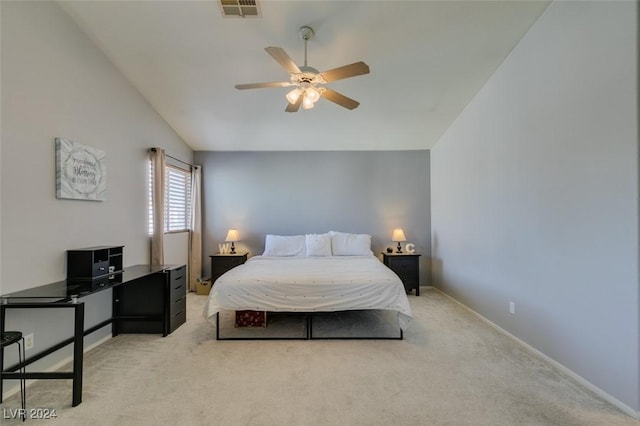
[203,255,413,330]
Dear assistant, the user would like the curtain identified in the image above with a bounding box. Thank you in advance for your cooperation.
[188,165,202,292]
[150,148,166,265]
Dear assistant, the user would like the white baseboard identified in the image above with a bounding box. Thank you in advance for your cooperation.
[2,334,112,401]
[433,287,640,420]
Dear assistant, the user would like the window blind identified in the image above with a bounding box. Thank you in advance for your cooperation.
[165,165,191,232]
[148,161,192,234]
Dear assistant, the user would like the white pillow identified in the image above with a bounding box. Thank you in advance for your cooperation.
[262,234,306,257]
[305,233,332,257]
[329,231,372,256]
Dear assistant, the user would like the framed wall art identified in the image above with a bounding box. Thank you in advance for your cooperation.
[55,138,106,201]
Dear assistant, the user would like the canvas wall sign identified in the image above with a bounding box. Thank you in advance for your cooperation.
[55,138,106,201]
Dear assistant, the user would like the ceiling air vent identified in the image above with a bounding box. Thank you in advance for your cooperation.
[219,0,260,18]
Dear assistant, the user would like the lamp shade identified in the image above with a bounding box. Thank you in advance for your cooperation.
[285,88,302,104]
[305,86,320,103]
[225,229,240,242]
[302,95,315,110]
[392,228,407,242]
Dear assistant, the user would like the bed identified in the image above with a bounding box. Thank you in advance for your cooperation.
[203,232,413,340]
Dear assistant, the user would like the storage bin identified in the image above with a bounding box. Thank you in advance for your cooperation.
[235,310,267,327]
[196,277,212,295]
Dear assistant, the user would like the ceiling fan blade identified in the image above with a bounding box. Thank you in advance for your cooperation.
[265,47,301,74]
[285,96,303,113]
[320,62,370,83]
[235,81,293,90]
[321,88,360,110]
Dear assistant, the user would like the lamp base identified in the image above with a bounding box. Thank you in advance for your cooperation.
[230,242,236,254]
[396,242,402,253]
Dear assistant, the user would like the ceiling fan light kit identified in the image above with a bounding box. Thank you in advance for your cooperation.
[234,26,370,112]
[287,82,323,110]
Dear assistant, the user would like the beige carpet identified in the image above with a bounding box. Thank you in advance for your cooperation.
[1,289,637,425]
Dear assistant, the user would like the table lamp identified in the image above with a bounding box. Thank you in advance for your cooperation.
[392,228,407,253]
[225,229,240,254]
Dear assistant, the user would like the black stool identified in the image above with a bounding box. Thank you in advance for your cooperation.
[1,331,26,421]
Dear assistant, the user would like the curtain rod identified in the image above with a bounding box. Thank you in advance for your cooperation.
[149,148,196,169]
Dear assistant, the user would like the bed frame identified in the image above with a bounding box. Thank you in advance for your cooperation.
[215,311,403,341]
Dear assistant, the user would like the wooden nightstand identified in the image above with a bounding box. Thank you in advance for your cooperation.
[382,252,421,296]
[210,253,248,284]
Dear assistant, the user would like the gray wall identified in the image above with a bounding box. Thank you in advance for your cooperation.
[0,1,191,395]
[194,150,431,282]
[431,1,638,414]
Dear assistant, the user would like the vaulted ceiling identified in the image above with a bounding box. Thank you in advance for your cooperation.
[59,1,549,151]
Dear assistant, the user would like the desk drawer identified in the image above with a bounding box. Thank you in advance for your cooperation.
[170,278,186,298]
[171,294,186,310]
[169,296,186,333]
[170,281,185,299]
[170,295,186,314]
[169,266,186,297]
[169,266,186,284]
[93,261,109,277]
[170,310,186,333]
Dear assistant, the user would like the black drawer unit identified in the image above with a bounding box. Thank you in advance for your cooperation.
[167,265,187,334]
[210,253,248,283]
[382,253,421,296]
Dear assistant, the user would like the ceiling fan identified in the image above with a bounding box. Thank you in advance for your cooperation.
[235,26,370,112]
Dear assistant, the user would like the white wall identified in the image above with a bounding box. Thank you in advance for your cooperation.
[1,1,192,292]
[164,232,190,272]
[0,1,191,396]
[431,1,638,414]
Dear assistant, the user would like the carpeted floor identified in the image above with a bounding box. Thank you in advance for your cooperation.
[1,289,638,425]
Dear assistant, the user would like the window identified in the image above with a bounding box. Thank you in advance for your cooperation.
[165,165,192,232]
[148,162,192,234]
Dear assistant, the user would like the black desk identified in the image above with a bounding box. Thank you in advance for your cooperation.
[0,264,186,407]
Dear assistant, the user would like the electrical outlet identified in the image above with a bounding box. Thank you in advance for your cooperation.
[509,302,515,315]
[24,333,34,350]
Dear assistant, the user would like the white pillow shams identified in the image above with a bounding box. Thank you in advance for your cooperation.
[329,231,372,256]
[305,233,332,256]
[262,234,306,256]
